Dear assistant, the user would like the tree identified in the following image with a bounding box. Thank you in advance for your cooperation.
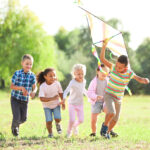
[0,0,63,87]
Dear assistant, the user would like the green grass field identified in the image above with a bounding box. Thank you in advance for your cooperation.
[0,90,150,150]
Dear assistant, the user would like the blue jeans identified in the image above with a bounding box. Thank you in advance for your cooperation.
[44,106,61,122]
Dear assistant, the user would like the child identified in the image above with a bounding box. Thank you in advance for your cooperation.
[63,64,87,138]
[100,40,149,139]
[37,68,65,138]
[88,64,118,137]
[10,54,37,136]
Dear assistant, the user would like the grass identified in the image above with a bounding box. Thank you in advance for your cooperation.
[0,90,150,150]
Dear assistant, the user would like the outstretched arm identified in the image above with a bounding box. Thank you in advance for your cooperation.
[100,40,113,69]
[133,75,149,84]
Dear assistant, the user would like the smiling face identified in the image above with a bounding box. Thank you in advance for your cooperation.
[74,69,84,82]
[44,71,56,84]
[21,58,33,73]
[115,61,127,73]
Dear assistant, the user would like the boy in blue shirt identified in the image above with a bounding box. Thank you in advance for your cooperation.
[10,54,37,136]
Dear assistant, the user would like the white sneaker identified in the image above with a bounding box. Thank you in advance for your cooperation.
[66,132,72,138]
[72,127,78,135]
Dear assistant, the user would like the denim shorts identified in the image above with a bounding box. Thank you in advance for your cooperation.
[91,101,103,114]
[44,106,61,122]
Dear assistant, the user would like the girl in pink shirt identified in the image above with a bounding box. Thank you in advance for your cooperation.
[37,68,65,138]
[88,64,118,137]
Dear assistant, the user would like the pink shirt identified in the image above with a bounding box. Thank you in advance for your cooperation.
[39,81,63,109]
[87,76,108,105]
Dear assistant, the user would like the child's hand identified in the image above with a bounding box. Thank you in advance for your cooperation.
[103,39,109,45]
[59,100,65,110]
[30,92,36,99]
[21,87,28,96]
[96,95,103,101]
[62,103,65,110]
[143,78,150,84]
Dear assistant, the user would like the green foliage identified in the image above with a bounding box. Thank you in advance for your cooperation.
[0,0,63,86]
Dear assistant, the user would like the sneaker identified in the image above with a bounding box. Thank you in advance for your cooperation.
[48,133,53,138]
[66,132,72,138]
[72,127,78,135]
[56,123,62,134]
[110,130,118,137]
[100,123,104,136]
[12,127,19,136]
[89,133,96,137]
[100,123,108,138]
[106,132,110,139]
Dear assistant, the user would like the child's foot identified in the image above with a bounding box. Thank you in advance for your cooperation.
[110,130,118,137]
[100,123,109,139]
[56,123,62,134]
[12,127,19,136]
[72,127,78,135]
[48,133,53,138]
[89,133,96,137]
[66,132,72,138]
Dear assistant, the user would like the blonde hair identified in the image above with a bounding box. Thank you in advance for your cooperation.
[71,64,86,78]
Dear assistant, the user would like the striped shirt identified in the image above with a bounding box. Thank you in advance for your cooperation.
[105,66,135,100]
[11,69,36,102]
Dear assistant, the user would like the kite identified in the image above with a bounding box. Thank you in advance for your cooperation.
[78,5,132,95]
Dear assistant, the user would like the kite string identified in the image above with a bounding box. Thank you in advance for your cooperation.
[91,46,107,75]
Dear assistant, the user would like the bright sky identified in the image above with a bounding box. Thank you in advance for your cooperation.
[20,0,150,50]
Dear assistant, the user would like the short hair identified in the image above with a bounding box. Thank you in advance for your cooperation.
[22,54,33,62]
[71,64,86,78]
[117,55,128,66]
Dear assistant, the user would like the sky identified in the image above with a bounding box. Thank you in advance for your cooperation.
[18,0,150,50]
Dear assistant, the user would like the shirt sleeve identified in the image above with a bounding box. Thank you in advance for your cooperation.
[31,74,36,85]
[11,71,18,84]
[63,80,73,99]
[129,70,135,79]
[87,78,97,101]
[57,82,63,93]
[38,85,45,97]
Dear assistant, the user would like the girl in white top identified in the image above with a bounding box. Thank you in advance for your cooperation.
[63,64,87,137]
[37,68,65,138]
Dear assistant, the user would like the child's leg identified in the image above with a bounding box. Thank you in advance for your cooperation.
[20,102,28,124]
[91,113,99,133]
[53,106,62,134]
[11,97,21,135]
[73,104,84,128]
[46,121,53,134]
[44,108,53,134]
[108,101,121,133]
[104,95,116,126]
[67,104,76,134]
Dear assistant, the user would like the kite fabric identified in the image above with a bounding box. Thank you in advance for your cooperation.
[79,6,128,57]
[78,6,132,96]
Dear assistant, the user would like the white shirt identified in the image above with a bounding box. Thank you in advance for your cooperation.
[63,79,87,105]
[39,81,63,109]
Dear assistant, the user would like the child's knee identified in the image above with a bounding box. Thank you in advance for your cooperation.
[46,121,52,127]
[55,118,61,123]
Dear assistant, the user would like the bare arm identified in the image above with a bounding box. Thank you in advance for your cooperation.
[100,40,113,69]
[133,75,149,84]
[40,95,59,102]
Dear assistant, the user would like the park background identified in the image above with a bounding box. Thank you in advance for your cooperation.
[0,0,150,149]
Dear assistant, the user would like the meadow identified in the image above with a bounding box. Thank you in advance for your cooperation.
[0,90,150,150]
